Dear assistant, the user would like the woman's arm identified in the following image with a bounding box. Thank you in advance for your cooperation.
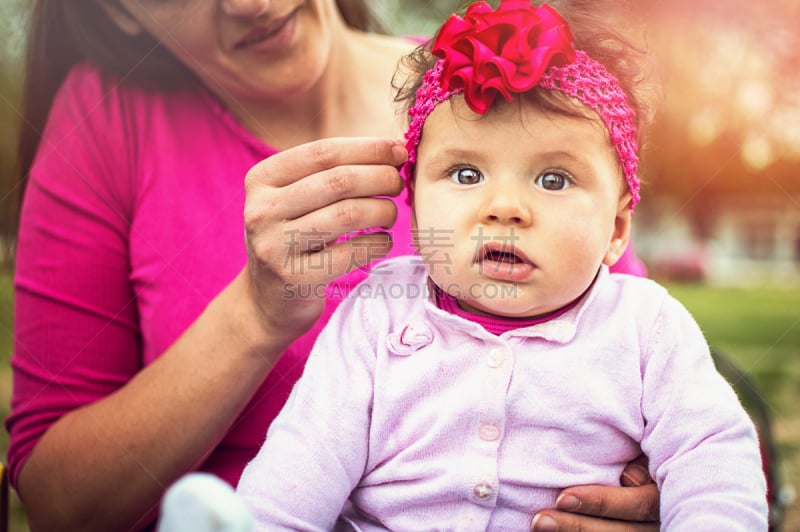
[13,133,406,531]
[17,269,281,531]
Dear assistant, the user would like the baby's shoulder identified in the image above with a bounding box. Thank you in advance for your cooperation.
[345,256,429,311]
[598,272,672,318]
[336,256,431,336]
[369,255,427,282]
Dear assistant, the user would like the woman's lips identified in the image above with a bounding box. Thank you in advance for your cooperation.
[234,9,298,51]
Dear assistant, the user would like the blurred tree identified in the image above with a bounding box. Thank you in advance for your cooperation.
[629,0,800,227]
[376,0,464,36]
[0,0,30,252]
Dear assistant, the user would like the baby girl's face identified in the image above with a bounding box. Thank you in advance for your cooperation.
[411,96,632,319]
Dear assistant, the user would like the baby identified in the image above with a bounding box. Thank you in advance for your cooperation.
[236,1,767,530]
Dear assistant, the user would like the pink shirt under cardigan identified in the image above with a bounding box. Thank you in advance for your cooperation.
[237,257,766,531]
[6,63,646,494]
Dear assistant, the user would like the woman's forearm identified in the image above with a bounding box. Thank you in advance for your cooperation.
[17,268,284,532]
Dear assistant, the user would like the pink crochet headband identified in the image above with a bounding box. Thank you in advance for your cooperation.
[402,0,640,208]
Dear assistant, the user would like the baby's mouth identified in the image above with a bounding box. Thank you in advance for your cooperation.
[474,243,535,281]
[482,249,525,264]
[476,242,532,266]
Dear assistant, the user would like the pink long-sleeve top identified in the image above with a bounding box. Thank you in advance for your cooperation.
[237,257,767,531]
[5,62,646,493]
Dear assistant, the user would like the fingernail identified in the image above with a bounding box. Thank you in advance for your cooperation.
[530,514,558,532]
[621,464,650,487]
[555,493,581,511]
[392,143,407,162]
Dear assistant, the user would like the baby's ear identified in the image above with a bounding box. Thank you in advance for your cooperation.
[603,194,633,266]
[98,1,144,36]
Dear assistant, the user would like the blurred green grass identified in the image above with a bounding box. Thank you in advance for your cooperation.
[0,271,797,530]
[0,266,28,531]
[663,282,800,416]
[1,265,12,453]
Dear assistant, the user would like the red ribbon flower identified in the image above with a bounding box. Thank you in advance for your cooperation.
[431,1,576,114]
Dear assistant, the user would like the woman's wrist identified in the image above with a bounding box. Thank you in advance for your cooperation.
[215,267,297,361]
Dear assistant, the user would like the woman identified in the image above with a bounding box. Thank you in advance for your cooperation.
[6,1,657,530]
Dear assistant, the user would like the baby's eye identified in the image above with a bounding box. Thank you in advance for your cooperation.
[535,171,572,191]
[448,167,483,185]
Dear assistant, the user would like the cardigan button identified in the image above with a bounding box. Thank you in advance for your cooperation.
[479,423,500,441]
[487,348,506,367]
[472,482,494,501]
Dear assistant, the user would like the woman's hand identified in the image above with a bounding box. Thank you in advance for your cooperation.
[530,456,660,531]
[243,137,407,343]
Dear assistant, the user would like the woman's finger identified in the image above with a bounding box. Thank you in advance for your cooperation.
[279,232,395,298]
[550,483,660,523]
[531,510,659,532]
[248,196,398,259]
[619,455,653,487]
[246,197,398,287]
[245,137,407,189]
[263,163,405,221]
[289,197,400,245]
